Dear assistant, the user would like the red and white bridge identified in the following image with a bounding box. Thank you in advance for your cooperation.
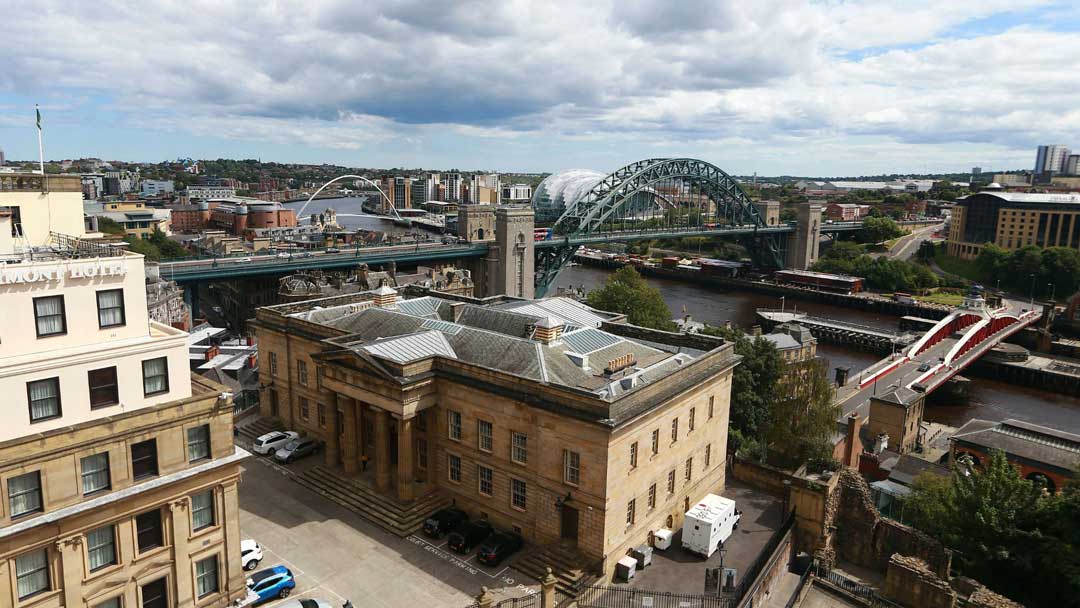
[837,292,1042,412]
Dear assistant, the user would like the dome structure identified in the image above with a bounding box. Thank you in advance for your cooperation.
[531,169,605,225]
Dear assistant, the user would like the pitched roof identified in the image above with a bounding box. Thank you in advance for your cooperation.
[951,418,1080,472]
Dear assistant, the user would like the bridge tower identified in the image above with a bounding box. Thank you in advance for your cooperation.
[786,202,822,269]
[490,206,535,299]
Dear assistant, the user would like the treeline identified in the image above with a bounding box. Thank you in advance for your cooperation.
[813,241,939,292]
[975,244,1080,299]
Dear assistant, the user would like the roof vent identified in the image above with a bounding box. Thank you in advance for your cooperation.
[620,376,638,391]
[565,351,589,370]
[534,316,565,344]
[372,283,397,308]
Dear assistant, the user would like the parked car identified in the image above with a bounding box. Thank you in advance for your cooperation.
[252,431,299,456]
[274,437,321,464]
[423,508,468,539]
[241,539,263,571]
[476,531,524,566]
[447,520,493,554]
[247,566,295,603]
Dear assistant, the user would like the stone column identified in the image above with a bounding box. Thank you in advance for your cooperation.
[55,535,84,608]
[168,496,195,607]
[541,567,557,608]
[341,397,358,474]
[395,416,415,501]
[324,392,340,467]
[374,408,391,492]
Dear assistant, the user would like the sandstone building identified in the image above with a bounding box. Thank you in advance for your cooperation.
[252,287,737,577]
[0,222,246,608]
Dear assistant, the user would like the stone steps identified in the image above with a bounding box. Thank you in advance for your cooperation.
[514,542,598,599]
[293,464,450,537]
[236,416,284,445]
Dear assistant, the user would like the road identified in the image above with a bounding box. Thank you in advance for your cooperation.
[883,222,944,261]
[238,457,537,608]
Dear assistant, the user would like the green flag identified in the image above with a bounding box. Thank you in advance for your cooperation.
[36,105,41,130]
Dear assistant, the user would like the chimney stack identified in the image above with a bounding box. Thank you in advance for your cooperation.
[843,412,863,468]
[372,284,398,308]
[533,316,564,344]
[750,325,762,337]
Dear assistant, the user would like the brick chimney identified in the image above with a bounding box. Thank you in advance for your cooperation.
[533,316,564,344]
[843,412,864,468]
[372,284,397,308]
[750,325,762,337]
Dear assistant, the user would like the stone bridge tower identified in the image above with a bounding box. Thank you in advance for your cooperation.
[786,202,822,270]
[458,205,535,298]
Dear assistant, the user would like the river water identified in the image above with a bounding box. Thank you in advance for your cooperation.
[283,196,433,236]
[554,265,1080,432]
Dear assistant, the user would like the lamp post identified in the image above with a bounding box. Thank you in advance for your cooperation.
[1049,283,1056,302]
[780,296,786,315]
[1029,273,1036,306]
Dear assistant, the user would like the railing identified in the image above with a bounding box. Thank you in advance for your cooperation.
[810,562,903,608]
[726,510,796,605]
[576,585,736,608]
[464,593,541,608]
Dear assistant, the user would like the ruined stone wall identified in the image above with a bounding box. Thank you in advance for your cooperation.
[883,554,956,608]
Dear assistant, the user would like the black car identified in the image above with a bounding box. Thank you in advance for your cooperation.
[476,531,524,566]
[423,508,468,539]
[447,520,493,554]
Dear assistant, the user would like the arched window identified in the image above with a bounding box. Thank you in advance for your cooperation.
[477,228,485,240]
[1026,472,1056,494]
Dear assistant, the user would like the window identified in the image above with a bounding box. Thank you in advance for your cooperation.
[88,367,119,408]
[448,454,461,483]
[299,397,310,421]
[511,432,528,464]
[626,498,636,526]
[511,478,527,510]
[705,444,712,468]
[651,429,659,455]
[94,597,121,608]
[195,555,220,598]
[416,412,427,432]
[269,351,278,376]
[142,578,168,608]
[191,490,215,531]
[709,396,715,419]
[87,525,117,571]
[97,289,126,328]
[688,407,696,432]
[34,295,66,337]
[8,471,43,517]
[564,450,580,485]
[135,509,163,553]
[417,439,428,469]
[671,418,679,442]
[131,439,158,480]
[142,357,169,396]
[478,420,493,452]
[648,484,657,509]
[667,470,676,494]
[629,442,638,469]
[187,425,210,462]
[81,453,111,495]
[297,360,309,386]
[447,410,462,440]
[15,548,49,600]
[478,465,493,496]
[317,403,326,427]
[685,457,693,481]
[27,377,62,422]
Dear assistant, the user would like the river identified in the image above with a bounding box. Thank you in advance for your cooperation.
[554,265,1080,432]
[283,196,435,236]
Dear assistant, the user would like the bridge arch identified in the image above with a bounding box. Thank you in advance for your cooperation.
[297,175,402,222]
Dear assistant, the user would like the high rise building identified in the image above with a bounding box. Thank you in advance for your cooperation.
[378,175,411,210]
[469,173,500,204]
[443,172,462,202]
[1035,145,1070,174]
[1066,155,1080,176]
[425,173,441,202]
[0,148,6,166]
[971,167,982,175]
[0,223,247,608]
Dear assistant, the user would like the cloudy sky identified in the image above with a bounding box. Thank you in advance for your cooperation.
[1,0,1078,176]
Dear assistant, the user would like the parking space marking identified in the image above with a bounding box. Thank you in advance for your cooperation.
[408,535,512,581]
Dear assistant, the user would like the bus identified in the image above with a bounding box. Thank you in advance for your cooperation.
[534,228,552,241]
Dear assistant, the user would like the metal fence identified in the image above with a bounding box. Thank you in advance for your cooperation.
[576,585,736,608]
[810,563,903,608]
[725,510,796,604]
[464,592,542,608]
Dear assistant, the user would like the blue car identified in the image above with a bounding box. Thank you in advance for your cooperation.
[248,565,295,603]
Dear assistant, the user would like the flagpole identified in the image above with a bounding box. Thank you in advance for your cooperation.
[36,104,47,192]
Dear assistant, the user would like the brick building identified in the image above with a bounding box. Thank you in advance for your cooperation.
[825,203,872,221]
[251,289,736,578]
[949,418,1079,494]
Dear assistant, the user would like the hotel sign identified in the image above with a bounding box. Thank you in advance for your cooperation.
[0,260,128,285]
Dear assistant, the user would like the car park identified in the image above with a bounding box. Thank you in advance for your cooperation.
[241,539,264,571]
[247,566,296,603]
[423,507,468,539]
[476,531,524,566]
[447,519,493,554]
[252,431,299,456]
[274,437,321,464]
[277,600,335,608]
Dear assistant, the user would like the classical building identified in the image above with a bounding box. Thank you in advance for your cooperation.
[950,418,1079,494]
[251,288,737,577]
[0,223,247,608]
[947,190,1080,259]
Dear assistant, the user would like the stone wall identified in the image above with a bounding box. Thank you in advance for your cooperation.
[883,554,956,608]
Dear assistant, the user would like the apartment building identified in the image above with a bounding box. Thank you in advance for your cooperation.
[84,201,172,239]
[0,220,246,608]
[252,288,736,577]
[947,190,1080,259]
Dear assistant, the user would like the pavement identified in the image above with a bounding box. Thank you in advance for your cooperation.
[238,455,537,608]
[619,481,785,595]
[883,223,944,261]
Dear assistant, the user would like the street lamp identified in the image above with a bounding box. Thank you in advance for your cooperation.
[1049,283,1056,302]
[1029,273,1036,306]
[780,296,786,315]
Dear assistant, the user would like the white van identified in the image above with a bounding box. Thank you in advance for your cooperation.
[681,494,740,558]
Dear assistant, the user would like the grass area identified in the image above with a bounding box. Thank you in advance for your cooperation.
[933,248,981,281]
[915,291,966,306]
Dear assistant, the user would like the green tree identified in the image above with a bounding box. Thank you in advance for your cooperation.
[96,217,127,236]
[586,266,676,331]
[700,326,784,438]
[975,243,1009,281]
[123,235,161,260]
[764,358,838,465]
[860,216,905,243]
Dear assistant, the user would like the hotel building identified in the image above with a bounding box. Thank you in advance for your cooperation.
[947,190,1080,259]
[0,217,246,608]
[252,287,737,578]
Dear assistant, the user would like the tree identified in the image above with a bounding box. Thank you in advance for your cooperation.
[764,358,839,465]
[860,216,904,244]
[586,266,676,331]
[96,217,127,236]
[700,325,784,439]
[975,243,1009,281]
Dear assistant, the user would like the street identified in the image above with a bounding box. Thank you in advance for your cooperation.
[238,457,537,608]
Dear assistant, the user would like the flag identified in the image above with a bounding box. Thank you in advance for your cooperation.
[36,105,42,131]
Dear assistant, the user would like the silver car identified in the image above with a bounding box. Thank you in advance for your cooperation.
[274,437,321,464]
[252,431,299,456]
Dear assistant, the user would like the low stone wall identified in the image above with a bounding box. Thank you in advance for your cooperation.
[883,554,956,608]
[731,458,791,496]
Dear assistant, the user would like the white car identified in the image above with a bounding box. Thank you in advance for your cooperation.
[252,431,299,456]
[241,539,263,571]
